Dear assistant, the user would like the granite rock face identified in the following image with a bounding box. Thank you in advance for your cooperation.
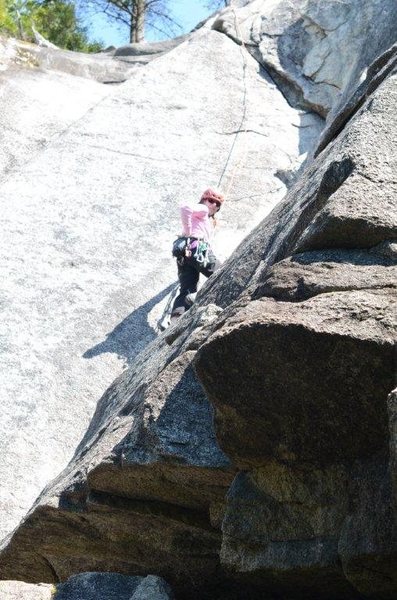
[0,9,323,541]
[0,581,54,600]
[0,315,236,598]
[194,45,397,600]
[213,0,397,116]
[197,290,395,466]
[53,573,173,600]
[0,2,396,600]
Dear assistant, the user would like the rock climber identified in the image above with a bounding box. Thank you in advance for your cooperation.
[170,188,224,323]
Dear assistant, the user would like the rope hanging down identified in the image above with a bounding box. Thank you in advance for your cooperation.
[217,8,251,198]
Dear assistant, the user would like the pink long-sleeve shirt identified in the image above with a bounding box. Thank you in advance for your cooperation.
[180,202,214,243]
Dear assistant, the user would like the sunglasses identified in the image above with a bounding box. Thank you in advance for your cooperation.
[206,198,221,208]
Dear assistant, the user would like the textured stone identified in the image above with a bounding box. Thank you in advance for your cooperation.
[0,62,110,179]
[0,581,53,599]
[0,20,320,540]
[1,2,397,599]
[191,35,397,599]
[0,36,136,82]
[295,76,397,252]
[338,461,397,599]
[254,248,397,301]
[0,336,234,597]
[220,460,397,598]
[51,573,173,600]
[212,0,397,116]
[220,468,359,599]
[315,43,397,156]
[54,573,145,600]
[195,290,396,467]
[130,575,174,600]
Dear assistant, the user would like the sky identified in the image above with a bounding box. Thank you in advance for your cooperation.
[82,1,217,48]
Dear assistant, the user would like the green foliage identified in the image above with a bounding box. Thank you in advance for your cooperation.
[0,0,103,52]
[33,1,103,51]
[0,0,19,36]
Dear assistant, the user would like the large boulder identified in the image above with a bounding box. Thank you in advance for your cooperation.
[0,573,174,600]
[196,289,395,466]
[193,45,397,599]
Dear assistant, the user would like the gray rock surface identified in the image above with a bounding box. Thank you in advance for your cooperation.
[0,11,323,542]
[53,573,173,600]
[315,43,397,156]
[193,41,397,598]
[0,36,136,82]
[1,2,396,600]
[0,64,110,178]
[130,575,174,600]
[212,0,397,116]
[255,248,397,301]
[0,573,174,600]
[220,468,359,599]
[196,289,395,466]
[0,581,53,599]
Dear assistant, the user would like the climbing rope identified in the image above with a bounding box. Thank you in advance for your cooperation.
[163,8,252,327]
[217,7,251,199]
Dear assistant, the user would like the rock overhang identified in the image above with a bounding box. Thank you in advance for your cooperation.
[194,289,396,468]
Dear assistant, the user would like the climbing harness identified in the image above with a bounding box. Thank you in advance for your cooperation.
[172,236,210,268]
[193,240,209,267]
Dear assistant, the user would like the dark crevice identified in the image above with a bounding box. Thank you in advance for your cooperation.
[316,156,355,200]
[38,553,60,583]
[102,79,127,84]
[219,128,269,137]
[256,56,322,115]
[254,282,396,303]
[118,384,146,417]
[85,490,216,532]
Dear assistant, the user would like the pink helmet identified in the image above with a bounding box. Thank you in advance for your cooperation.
[201,188,225,205]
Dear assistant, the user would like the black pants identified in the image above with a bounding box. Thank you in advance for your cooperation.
[172,250,218,313]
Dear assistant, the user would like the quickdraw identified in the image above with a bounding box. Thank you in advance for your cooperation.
[193,240,209,266]
[172,236,210,267]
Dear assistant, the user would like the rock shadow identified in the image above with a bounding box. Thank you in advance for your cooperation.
[114,358,231,470]
[290,248,397,267]
[255,64,324,157]
[83,283,176,366]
